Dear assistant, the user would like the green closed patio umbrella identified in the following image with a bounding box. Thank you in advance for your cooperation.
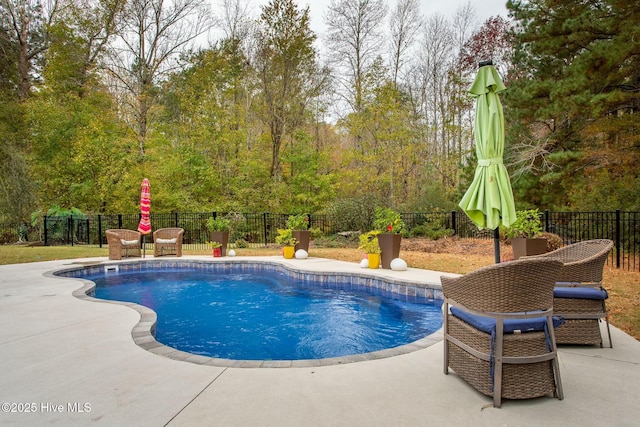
[459,60,516,263]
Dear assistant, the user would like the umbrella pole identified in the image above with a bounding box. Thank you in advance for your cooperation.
[494,228,501,264]
[142,235,146,258]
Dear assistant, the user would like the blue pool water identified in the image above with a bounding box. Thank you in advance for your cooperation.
[84,267,443,360]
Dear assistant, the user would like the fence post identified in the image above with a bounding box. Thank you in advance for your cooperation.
[68,216,73,246]
[616,209,621,269]
[98,214,102,248]
[118,214,122,229]
[44,216,48,246]
[544,210,550,232]
[451,211,457,236]
[263,212,268,246]
[174,212,179,228]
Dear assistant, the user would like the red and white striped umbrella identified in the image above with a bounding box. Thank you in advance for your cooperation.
[137,178,151,235]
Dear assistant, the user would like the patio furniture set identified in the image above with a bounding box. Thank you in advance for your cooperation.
[104,230,613,407]
[105,228,184,260]
[443,239,613,407]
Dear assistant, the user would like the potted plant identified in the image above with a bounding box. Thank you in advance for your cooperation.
[286,213,311,252]
[208,241,223,257]
[373,208,406,269]
[504,209,547,259]
[206,216,230,256]
[358,230,382,269]
[275,228,298,259]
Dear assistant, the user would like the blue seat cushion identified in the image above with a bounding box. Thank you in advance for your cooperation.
[554,286,608,300]
[450,306,564,334]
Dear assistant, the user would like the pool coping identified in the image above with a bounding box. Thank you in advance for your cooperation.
[48,256,450,368]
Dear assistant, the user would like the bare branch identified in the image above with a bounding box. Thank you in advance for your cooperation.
[104,0,214,154]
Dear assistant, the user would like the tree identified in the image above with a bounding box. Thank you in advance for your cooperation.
[106,0,213,156]
[43,0,125,98]
[19,0,139,215]
[0,100,34,222]
[157,40,255,211]
[459,15,512,81]
[324,0,387,115]
[214,0,251,42]
[388,0,421,87]
[401,6,482,204]
[253,0,325,180]
[505,0,640,210]
[1,0,60,100]
[0,7,19,96]
[0,0,71,220]
[26,78,135,213]
[415,13,455,185]
[446,3,479,187]
[369,82,421,206]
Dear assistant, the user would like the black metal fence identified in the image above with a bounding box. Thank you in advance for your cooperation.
[2,210,639,271]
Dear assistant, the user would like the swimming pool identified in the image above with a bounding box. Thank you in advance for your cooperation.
[58,259,444,366]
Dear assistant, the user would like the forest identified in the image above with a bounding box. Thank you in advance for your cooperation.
[1,0,638,225]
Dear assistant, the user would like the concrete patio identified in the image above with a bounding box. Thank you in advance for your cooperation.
[1,256,639,426]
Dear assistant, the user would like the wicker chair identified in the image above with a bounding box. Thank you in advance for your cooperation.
[105,229,142,260]
[442,258,564,408]
[153,228,184,257]
[523,239,614,347]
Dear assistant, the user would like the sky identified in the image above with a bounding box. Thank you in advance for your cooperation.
[204,1,510,50]
[246,0,510,35]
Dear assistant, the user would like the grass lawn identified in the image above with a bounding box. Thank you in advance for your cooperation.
[1,242,638,341]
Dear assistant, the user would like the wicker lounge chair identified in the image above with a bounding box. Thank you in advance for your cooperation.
[153,228,184,257]
[523,239,614,347]
[106,229,142,260]
[442,257,564,408]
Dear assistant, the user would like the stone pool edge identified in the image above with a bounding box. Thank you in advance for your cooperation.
[48,256,451,368]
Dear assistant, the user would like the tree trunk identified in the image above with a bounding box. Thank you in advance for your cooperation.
[18,15,30,101]
[270,125,282,178]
